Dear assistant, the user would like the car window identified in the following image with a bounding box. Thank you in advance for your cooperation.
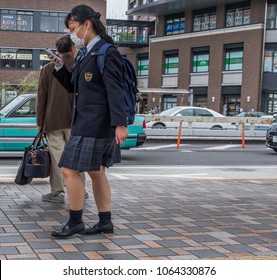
[10,99,36,117]
[237,112,246,117]
[195,108,213,116]
[177,108,193,116]
[0,95,26,116]
[160,107,182,116]
[257,112,266,117]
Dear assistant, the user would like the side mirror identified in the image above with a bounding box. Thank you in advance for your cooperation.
[176,113,182,116]
[273,113,277,119]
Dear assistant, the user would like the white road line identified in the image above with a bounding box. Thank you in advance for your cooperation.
[204,144,241,150]
[136,144,187,150]
[110,165,276,169]
[109,173,213,178]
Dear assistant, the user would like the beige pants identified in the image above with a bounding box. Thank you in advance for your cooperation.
[46,129,85,195]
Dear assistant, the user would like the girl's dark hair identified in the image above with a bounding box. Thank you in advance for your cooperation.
[65,4,114,45]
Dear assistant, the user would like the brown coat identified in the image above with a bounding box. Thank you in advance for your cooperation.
[36,54,74,133]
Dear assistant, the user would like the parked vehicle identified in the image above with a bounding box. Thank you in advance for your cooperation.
[0,94,146,156]
[266,114,277,152]
[237,111,267,117]
[236,111,273,131]
[146,106,235,130]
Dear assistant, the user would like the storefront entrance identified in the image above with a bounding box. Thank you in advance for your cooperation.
[223,96,241,116]
[265,91,277,114]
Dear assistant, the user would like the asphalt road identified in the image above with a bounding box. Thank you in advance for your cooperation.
[120,142,277,166]
[1,142,277,181]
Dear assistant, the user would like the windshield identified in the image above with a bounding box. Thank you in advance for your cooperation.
[0,95,26,116]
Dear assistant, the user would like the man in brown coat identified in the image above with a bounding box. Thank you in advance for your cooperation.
[37,35,87,203]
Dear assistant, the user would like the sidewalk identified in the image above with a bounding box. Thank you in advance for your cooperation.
[1,177,277,260]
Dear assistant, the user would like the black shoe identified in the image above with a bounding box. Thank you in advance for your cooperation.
[51,222,85,238]
[82,222,114,235]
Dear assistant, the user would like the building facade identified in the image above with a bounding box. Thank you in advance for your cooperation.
[126,0,277,116]
[0,0,106,102]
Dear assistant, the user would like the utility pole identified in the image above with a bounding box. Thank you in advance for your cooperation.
[1,82,5,107]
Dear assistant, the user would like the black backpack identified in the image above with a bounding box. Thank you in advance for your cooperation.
[96,43,139,125]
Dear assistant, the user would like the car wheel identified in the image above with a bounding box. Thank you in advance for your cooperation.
[273,148,277,153]
[152,123,166,129]
[211,125,223,130]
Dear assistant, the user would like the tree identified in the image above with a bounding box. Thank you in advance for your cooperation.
[17,71,40,94]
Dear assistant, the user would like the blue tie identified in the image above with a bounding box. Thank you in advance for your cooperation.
[76,47,87,62]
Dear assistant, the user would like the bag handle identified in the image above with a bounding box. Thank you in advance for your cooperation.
[31,132,47,149]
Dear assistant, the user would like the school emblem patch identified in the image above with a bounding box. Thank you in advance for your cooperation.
[84,72,93,81]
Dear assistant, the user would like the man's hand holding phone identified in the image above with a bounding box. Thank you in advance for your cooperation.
[44,48,63,66]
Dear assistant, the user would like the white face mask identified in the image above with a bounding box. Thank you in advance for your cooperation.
[70,25,87,48]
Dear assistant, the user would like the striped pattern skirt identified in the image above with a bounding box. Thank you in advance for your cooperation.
[58,135,118,172]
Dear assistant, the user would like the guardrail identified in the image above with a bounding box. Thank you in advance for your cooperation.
[140,115,274,146]
[0,116,273,146]
[141,115,274,129]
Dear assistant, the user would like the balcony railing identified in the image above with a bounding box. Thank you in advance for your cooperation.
[106,19,155,47]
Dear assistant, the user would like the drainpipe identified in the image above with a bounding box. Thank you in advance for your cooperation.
[259,0,267,112]
[147,17,158,109]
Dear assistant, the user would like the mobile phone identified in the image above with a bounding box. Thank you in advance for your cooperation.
[44,48,62,61]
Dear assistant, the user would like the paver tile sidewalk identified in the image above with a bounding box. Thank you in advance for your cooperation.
[0,179,277,260]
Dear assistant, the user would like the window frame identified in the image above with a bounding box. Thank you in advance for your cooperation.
[137,56,149,76]
[165,13,185,36]
[0,9,33,31]
[40,11,67,33]
[192,51,210,73]
[225,48,244,71]
[193,7,217,32]
[225,1,251,28]
[164,53,179,75]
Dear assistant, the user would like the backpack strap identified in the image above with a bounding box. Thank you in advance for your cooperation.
[95,42,114,75]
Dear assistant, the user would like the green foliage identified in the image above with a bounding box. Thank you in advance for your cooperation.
[17,71,40,94]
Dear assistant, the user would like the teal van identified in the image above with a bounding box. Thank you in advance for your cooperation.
[0,94,146,156]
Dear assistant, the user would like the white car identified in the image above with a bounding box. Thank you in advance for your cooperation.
[146,106,234,130]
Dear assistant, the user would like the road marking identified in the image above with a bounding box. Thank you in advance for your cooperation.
[110,165,277,169]
[204,144,242,150]
[109,173,222,180]
[136,144,187,150]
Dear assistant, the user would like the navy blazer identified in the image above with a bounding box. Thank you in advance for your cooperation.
[53,39,127,137]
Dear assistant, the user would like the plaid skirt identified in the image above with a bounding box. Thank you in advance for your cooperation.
[58,135,118,171]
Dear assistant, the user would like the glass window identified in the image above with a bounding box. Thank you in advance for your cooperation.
[137,57,149,76]
[165,14,185,35]
[40,50,51,69]
[0,48,32,69]
[163,96,177,110]
[178,108,194,116]
[0,48,16,68]
[193,52,209,72]
[194,108,213,116]
[16,49,32,69]
[11,99,36,117]
[193,9,216,32]
[267,92,277,114]
[225,49,243,71]
[267,4,277,29]
[194,95,207,107]
[164,55,179,74]
[0,10,33,31]
[226,4,250,27]
[264,49,277,73]
[40,12,67,32]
